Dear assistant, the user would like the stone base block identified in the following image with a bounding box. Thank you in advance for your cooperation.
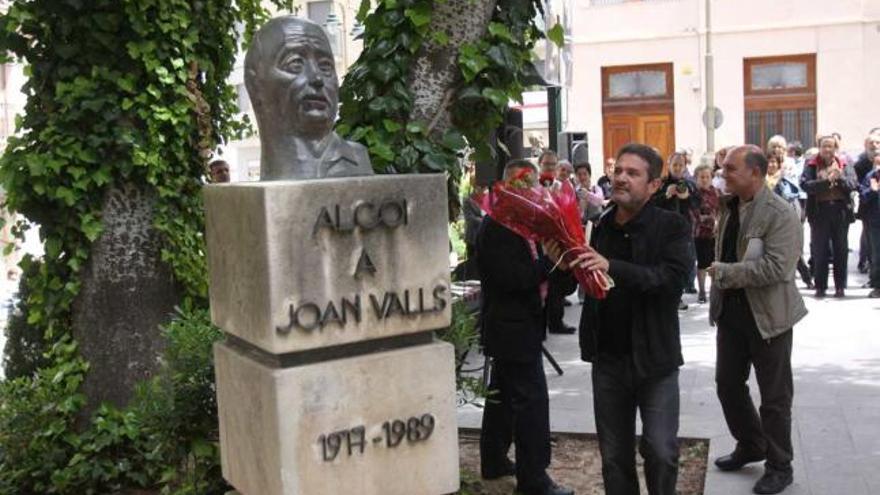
[215,340,460,495]
[205,175,451,355]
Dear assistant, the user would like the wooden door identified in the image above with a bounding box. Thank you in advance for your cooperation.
[638,114,673,162]
[602,113,674,164]
[604,115,635,161]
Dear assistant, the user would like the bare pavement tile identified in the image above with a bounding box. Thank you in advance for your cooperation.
[459,236,880,495]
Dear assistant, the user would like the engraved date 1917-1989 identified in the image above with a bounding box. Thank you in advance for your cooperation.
[318,413,435,462]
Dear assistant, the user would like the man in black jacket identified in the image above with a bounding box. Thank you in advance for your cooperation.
[478,159,575,495]
[573,144,692,495]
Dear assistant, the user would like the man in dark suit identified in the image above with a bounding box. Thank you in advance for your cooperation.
[478,159,575,495]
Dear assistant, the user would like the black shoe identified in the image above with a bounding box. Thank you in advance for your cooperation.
[814,289,826,299]
[714,450,765,471]
[481,459,515,480]
[548,325,576,335]
[563,299,572,307]
[869,289,880,298]
[516,482,574,495]
[684,286,698,294]
[678,299,688,311]
[753,468,793,494]
[698,293,707,304]
[834,288,845,298]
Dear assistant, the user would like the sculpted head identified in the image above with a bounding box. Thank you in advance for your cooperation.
[245,16,338,140]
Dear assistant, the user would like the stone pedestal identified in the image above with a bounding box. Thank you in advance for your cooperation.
[205,174,460,495]
[215,340,459,495]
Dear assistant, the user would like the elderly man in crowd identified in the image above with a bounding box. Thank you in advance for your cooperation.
[538,150,577,333]
[800,135,859,298]
[709,145,807,495]
[860,152,880,298]
[854,130,880,274]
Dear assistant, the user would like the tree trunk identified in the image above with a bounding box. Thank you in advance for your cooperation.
[407,0,497,139]
[72,183,181,418]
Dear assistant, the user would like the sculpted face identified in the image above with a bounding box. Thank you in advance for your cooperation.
[248,17,338,138]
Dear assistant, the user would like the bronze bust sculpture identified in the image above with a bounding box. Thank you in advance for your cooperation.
[244,16,373,181]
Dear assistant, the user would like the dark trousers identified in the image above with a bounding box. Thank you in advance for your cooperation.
[859,223,871,266]
[592,354,680,495]
[545,277,567,331]
[480,358,551,491]
[809,201,850,291]
[867,220,880,288]
[716,293,794,471]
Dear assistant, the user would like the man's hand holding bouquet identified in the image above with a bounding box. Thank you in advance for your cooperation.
[474,167,614,300]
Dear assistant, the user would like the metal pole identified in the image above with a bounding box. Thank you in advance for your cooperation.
[705,0,715,153]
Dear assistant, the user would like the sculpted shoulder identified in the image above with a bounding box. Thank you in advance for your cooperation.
[320,132,374,179]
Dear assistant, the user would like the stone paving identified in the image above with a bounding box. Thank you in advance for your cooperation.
[458,227,880,495]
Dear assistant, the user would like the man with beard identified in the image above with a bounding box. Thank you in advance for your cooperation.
[571,144,691,495]
[244,16,373,180]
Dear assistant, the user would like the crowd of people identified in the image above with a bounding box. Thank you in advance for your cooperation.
[471,127,880,495]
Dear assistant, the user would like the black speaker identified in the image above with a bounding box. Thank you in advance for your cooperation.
[499,108,525,161]
[474,108,526,187]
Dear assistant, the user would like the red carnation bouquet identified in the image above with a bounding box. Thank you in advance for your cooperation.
[475,168,614,300]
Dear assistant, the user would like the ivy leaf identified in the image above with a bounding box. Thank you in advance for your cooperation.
[423,152,449,172]
[458,44,489,82]
[382,119,402,133]
[547,23,565,48]
[404,4,431,27]
[372,61,397,83]
[406,121,426,135]
[456,86,482,103]
[45,238,62,259]
[431,31,449,46]
[55,186,77,206]
[81,214,103,242]
[482,88,509,108]
[442,130,467,150]
[371,141,395,162]
[356,0,371,22]
[488,22,514,42]
[486,45,516,72]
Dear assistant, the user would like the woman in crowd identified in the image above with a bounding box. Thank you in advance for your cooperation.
[574,162,605,303]
[692,164,719,303]
[712,146,730,193]
[654,151,701,307]
[800,135,859,298]
[767,154,813,288]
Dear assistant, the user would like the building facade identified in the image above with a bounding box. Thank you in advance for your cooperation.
[566,0,880,168]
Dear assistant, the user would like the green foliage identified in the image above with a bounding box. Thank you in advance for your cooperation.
[0,308,225,494]
[0,0,287,348]
[437,301,487,406]
[135,307,226,495]
[0,1,287,493]
[339,0,549,184]
[2,261,50,380]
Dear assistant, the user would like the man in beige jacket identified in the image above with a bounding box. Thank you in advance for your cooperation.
[708,145,807,495]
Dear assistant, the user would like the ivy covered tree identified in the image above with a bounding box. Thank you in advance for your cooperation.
[0,0,292,414]
[338,0,559,203]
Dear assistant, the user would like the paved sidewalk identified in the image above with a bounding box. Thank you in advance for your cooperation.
[458,238,880,494]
